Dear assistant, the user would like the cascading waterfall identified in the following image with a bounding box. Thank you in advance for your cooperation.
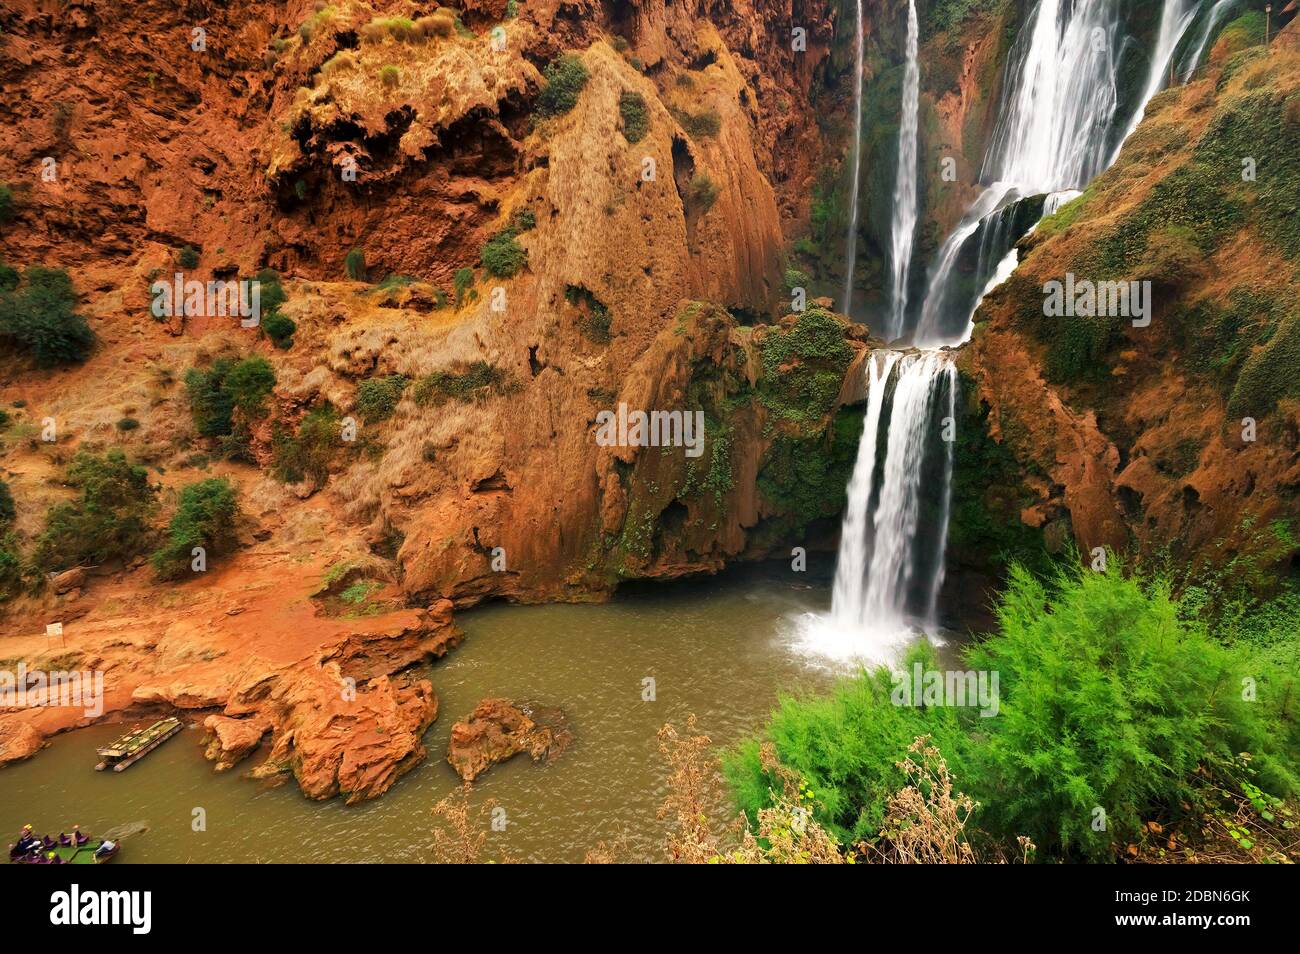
[1180,0,1241,83]
[809,352,954,664]
[886,0,921,341]
[841,0,866,316]
[805,0,1205,665]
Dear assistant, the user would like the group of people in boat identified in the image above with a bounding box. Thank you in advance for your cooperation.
[8,824,116,863]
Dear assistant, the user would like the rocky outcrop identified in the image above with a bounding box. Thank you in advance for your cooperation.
[202,713,272,772]
[447,698,572,782]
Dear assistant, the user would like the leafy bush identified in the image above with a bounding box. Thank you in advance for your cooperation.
[262,311,296,349]
[355,374,408,423]
[671,106,721,139]
[151,478,241,580]
[0,182,12,222]
[967,564,1297,860]
[380,64,401,87]
[0,266,94,366]
[536,54,589,118]
[0,535,23,601]
[185,356,276,445]
[480,230,528,278]
[35,450,156,570]
[686,172,719,213]
[178,245,200,269]
[116,417,140,432]
[453,267,475,307]
[723,643,973,845]
[273,404,341,484]
[413,361,505,405]
[0,261,18,292]
[619,91,649,143]
[224,356,277,416]
[344,247,367,281]
[727,563,1300,861]
[0,477,14,528]
[255,268,288,313]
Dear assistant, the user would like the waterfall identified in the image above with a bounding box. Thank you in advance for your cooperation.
[1114,0,1199,159]
[807,0,1205,666]
[1180,0,1240,83]
[841,0,866,317]
[886,0,921,341]
[805,352,954,665]
[913,0,1199,348]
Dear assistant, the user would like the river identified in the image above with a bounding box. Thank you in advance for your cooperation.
[0,567,843,863]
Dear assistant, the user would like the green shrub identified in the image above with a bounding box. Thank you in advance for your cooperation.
[0,477,14,528]
[0,266,94,366]
[686,172,719,213]
[262,310,296,349]
[723,642,974,845]
[255,268,288,313]
[224,356,277,417]
[355,374,407,423]
[115,417,140,432]
[185,356,276,441]
[619,91,649,143]
[566,285,612,343]
[453,267,475,307]
[671,106,721,139]
[273,404,341,484]
[151,478,241,580]
[536,54,589,118]
[0,536,23,602]
[727,563,1300,861]
[0,182,12,222]
[967,563,1298,859]
[185,359,236,438]
[380,64,401,87]
[178,245,200,269]
[480,230,528,278]
[0,261,18,292]
[35,450,156,570]
[344,247,367,281]
[413,361,505,405]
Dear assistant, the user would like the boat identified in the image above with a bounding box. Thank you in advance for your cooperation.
[94,717,183,772]
[9,834,119,864]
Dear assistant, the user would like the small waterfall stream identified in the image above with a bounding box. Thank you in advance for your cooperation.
[841,0,866,316]
[886,0,921,341]
[806,0,1204,665]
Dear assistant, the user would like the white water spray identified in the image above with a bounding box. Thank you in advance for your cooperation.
[842,0,866,316]
[886,0,921,341]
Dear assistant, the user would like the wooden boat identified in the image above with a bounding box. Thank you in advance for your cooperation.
[9,836,119,864]
[94,717,183,772]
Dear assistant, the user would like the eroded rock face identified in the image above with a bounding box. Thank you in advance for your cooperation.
[447,698,572,782]
[202,714,273,772]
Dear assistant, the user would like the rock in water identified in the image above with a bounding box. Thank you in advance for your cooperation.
[447,699,572,782]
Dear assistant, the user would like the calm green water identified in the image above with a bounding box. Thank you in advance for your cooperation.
[0,569,842,863]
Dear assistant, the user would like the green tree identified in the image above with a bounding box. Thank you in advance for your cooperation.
[151,478,241,580]
[0,266,94,366]
[35,450,156,570]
